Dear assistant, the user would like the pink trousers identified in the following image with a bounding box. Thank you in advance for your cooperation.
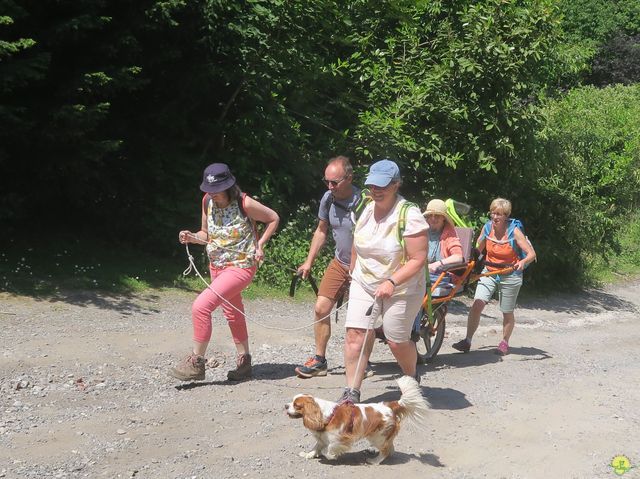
[192,265,256,345]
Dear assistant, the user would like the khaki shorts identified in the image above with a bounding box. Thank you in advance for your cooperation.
[317,258,351,301]
[345,280,423,343]
[474,271,523,313]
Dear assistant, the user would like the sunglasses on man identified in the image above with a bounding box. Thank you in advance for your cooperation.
[322,176,348,187]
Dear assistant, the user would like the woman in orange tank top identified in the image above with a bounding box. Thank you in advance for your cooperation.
[452,198,536,356]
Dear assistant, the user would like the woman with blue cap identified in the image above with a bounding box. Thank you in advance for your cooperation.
[340,159,428,403]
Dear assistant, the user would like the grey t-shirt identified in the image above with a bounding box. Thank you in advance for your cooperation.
[318,186,361,265]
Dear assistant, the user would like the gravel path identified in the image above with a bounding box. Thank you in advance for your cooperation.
[1,279,639,479]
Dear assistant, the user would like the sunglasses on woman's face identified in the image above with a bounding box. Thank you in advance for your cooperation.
[323,176,346,187]
[369,183,393,191]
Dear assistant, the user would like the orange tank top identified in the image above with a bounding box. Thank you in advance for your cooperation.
[485,224,518,271]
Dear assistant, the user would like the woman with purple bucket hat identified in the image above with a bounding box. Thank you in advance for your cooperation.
[169,163,279,382]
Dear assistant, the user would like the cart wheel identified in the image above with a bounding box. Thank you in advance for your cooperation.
[416,306,446,363]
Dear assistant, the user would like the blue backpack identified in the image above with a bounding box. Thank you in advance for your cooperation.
[482,218,532,266]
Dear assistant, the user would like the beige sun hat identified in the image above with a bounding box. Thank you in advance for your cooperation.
[423,199,455,227]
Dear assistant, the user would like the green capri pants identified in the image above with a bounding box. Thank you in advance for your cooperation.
[474,270,523,313]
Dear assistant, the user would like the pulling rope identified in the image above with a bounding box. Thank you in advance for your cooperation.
[183,243,352,332]
[184,236,384,395]
[185,233,301,274]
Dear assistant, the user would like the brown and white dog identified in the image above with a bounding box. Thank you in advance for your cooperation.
[285,376,428,464]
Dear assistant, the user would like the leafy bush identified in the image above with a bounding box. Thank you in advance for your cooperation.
[588,33,640,86]
[558,0,640,47]
[586,212,640,282]
[334,0,563,183]
[557,0,640,87]
[255,205,333,292]
[532,84,640,287]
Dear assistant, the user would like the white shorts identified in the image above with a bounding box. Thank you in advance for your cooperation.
[345,280,423,343]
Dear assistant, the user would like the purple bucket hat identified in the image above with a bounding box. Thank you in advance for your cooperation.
[200,163,236,193]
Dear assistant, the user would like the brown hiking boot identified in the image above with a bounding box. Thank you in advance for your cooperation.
[227,353,252,381]
[168,353,205,381]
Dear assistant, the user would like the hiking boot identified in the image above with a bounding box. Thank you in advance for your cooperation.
[452,338,471,353]
[337,387,361,404]
[496,340,509,356]
[227,353,252,381]
[168,353,205,381]
[295,356,328,378]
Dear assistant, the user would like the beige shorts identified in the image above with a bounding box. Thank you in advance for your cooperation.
[345,280,423,343]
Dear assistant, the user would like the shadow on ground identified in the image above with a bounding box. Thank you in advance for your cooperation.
[426,345,551,370]
[317,449,444,467]
[174,362,297,390]
[519,287,638,315]
[0,288,166,315]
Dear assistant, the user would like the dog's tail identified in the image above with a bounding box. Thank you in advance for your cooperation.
[391,375,430,429]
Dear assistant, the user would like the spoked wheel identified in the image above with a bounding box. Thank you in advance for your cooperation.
[416,305,446,363]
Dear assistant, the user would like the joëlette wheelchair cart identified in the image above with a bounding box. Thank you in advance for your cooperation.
[415,214,515,363]
[288,199,516,362]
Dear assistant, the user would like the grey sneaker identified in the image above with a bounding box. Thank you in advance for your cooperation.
[337,387,361,404]
[227,353,252,381]
[168,353,205,381]
[363,363,375,379]
[452,338,471,353]
[295,356,328,378]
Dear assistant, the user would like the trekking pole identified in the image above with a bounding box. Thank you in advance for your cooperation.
[347,300,380,395]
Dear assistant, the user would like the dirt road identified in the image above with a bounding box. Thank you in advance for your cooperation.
[1,278,639,478]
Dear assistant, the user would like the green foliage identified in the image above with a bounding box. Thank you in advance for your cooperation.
[1,0,637,296]
[557,0,640,86]
[334,0,562,189]
[255,205,333,291]
[589,33,640,86]
[586,212,640,283]
[558,0,640,47]
[532,84,640,286]
[0,0,359,248]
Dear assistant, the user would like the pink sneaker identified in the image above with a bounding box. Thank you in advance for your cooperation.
[496,340,509,355]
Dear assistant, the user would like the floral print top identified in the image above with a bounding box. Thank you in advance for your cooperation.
[204,196,256,269]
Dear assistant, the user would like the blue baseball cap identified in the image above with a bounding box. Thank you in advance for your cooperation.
[364,159,401,187]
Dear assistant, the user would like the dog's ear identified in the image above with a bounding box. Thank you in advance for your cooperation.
[298,397,325,431]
